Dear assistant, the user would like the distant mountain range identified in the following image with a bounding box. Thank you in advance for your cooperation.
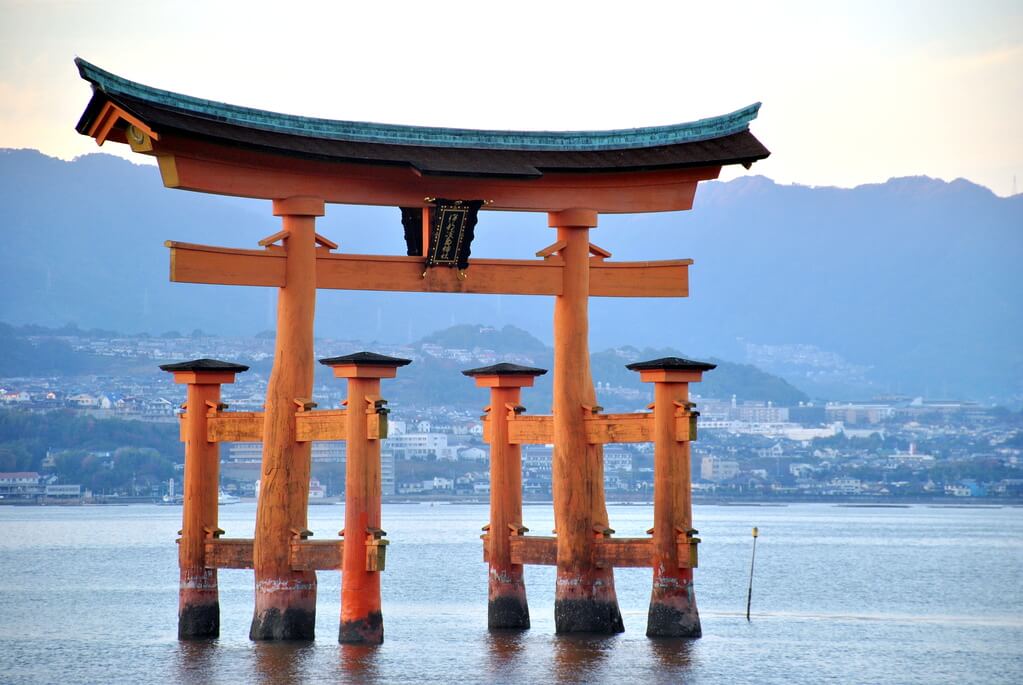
[2,149,1020,402]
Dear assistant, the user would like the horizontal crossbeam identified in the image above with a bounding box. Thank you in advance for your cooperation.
[179,408,387,443]
[487,410,695,445]
[167,241,691,298]
[505,534,696,569]
[156,145,716,213]
[202,537,346,571]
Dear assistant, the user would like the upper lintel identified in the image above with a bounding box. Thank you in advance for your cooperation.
[73,59,769,212]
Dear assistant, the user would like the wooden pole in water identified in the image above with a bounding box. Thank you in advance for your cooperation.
[548,209,623,634]
[747,526,759,622]
[463,363,547,630]
[250,196,323,641]
[630,357,715,638]
[161,359,247,639]
[322,352,410,645]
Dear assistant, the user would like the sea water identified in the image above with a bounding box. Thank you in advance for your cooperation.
[1,503,1021,684]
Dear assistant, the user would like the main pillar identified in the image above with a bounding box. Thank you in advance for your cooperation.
[161,358,248,639]
[629,356,715,638]
[463,362,548,629]
[322,352,410,645]
[548,208,624,633]
[250,196,324,641]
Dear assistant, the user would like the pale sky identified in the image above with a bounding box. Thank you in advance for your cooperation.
[2,0,1020,195]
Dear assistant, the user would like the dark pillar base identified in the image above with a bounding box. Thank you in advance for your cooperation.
[339,611,383,645]
[555,599,625,634]
[646,601,701,638]
[178,602,219,640]
[489,595,530,630]
[249,607,316,641]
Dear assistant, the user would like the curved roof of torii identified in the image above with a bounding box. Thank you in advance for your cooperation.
[74,58,769,180]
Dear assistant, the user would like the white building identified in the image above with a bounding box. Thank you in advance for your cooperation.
[385,432,449,459]
[229,441,345,463]
[700,457,740,482]
[604,448,633,472]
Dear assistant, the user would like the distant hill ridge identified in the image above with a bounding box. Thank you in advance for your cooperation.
[1,149,1020,401]
[0,321,807,408]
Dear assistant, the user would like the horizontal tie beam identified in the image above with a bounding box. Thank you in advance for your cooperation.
[166,241,691,298]
[200,537,346,571]
[486,410,697,445]
[179,408,388,443]
[506,535,697,569]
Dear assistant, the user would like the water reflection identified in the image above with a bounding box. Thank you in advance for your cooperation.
[648,637,696,672]
[252,641,314,684]
[338,644,380,684]
[486,629,527,680]
[175,639,218,683]
[552,634,617,684]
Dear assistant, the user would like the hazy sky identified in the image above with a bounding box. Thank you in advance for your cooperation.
[2,1,1020,195]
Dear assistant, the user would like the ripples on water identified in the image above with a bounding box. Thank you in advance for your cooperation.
[1,503,1021,684]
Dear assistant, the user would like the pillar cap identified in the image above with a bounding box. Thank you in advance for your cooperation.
[627,356,715,384]
[320,351,411,378]
[625,357,716,372]
[159,358,250,373]
[319,351,412,368]
[461,362,547,378]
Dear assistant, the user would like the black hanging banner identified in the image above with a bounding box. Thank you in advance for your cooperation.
[399,207,423,256]
[426,199,482,270]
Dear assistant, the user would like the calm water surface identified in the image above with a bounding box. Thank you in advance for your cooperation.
[1,503,1021,684]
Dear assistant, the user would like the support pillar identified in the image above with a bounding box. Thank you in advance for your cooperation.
[463,362,548,629]
[548,208,623,633]
[161,358,248,639]
[251,196,324,641]
[629,356,715,638]
[321,352,411,645]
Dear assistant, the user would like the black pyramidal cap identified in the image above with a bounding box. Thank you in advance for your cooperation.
[462,362,548,377]
[319,351,412,367]
[625,357,717,372]
[159,358,250,373]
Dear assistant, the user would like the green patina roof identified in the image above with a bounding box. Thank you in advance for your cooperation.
[76,58,761,153]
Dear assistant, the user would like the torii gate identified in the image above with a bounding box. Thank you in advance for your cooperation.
[74,58,769,642]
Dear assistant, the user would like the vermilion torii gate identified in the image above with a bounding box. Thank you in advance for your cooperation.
[74,58,769,642]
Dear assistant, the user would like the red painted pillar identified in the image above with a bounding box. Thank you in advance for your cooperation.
[161,358,248,639]
[463,362,548,629]
[321,352,410,645]
[548,208,623,634]
[251,196,323,641]
[629,356,715,638]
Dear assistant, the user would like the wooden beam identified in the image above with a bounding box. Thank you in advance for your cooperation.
[503,412,658,445]
[167,241,691,298]
[584,413,655,444]
[168,241,284,287]
[205,537,254,569]
[677,534,699,569]
[295,409,348,442]
[290,539,344,571]
[589,259,690,298]
[506,415,555,445]
[675,413,695,441]
[151,137,718,213]
[509,535,558,566]
[593,538,655,568]
[206,412,263,442]
[196,408,391,443]
[507,535,685,569]
[87,102,160,147]
[202,537,347,571]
